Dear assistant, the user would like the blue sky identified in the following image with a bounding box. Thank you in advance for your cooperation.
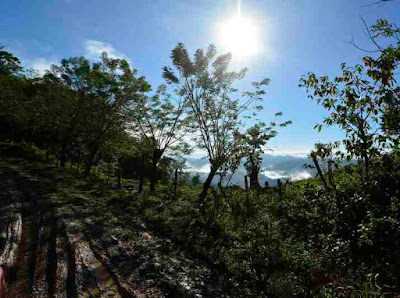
[1,0,399,156]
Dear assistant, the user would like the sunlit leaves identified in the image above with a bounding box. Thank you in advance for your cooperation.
[0,46,22,75]
[162,42,279,195]
[128,83,192,160]
[314,124,323,132]
[300,62,386,173]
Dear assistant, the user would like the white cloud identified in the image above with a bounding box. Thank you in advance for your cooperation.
[262,170,312,181]
[185,162,211,174]
[267,148,311,158]
[262,170,287,180]
[290,171,313,181]
[84,40,127,61]
[27,58,56,76]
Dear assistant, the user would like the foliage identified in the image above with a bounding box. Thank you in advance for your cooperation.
[364,19,400,148]
[132,152,400,296]
[0,48,152,177]
[300,63,382,176]
[2,142,400,296]
[0,45,22,75]
[47,53,150,172]
[163,43,272,205]
[0,15,399,297]
[300,18,400,173]
[127,84,192,190]
[307,142,341,190]
[240,118,291,189]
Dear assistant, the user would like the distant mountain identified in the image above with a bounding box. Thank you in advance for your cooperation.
[185,154,317,187]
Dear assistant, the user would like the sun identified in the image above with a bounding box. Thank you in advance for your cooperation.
[217,16,259,59]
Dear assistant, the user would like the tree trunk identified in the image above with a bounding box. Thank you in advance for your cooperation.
[59,144,67,168]
[85,146,99,175]
[138,154,145,193]
[174,168,178,193]
[362,149,369,179]
[248,156,261,189]
[117,160,122,189]
[311,153,328,190]
[249,169,260,189]
[327,160,335,189]
[358,123,370,179]
[244,176,249,190]
[199,165,218,214]
[138,175,144,193]
[277,179,283,198]
[150,149,164,192]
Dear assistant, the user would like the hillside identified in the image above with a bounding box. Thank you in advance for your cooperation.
[1,145,399,296]
[186,154,316,187]
[0,4,399,295]
[0,156,231,297]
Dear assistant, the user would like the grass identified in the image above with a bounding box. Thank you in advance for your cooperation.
[1,142,399,296]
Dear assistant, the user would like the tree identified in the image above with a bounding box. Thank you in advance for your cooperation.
[0,46,22,75]
[241,118,291,189]
[300,18,400,176]
[168,151,189,193]
[0,47,26,141]
[307,142,341,190]
[300,63,382,177]
[49,53,150,172]
[128,84,192,191]
[162,43,269,211]
[362,19,400,149]
[119,138,153,193]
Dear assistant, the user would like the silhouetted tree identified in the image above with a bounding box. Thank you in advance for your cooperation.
[241,118,291,189]
[300,63,381,177]
[128,84,192,191]
[49,53,150,172]
[163,43,269,212]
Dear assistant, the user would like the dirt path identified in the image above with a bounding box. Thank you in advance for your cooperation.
[0,162,138,297]
[0,158,231,298]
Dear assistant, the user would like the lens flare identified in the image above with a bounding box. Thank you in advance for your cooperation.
[217,16,259,58]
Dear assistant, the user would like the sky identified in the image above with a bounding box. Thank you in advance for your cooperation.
[1,0,399,157]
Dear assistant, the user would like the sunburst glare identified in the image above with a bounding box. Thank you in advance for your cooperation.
[217,17,259,59]
[217,0,259,59]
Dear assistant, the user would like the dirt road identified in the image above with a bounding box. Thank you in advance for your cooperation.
[0,158,229,298]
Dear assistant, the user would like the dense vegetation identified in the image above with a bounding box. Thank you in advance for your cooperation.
[0,10,399,297]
